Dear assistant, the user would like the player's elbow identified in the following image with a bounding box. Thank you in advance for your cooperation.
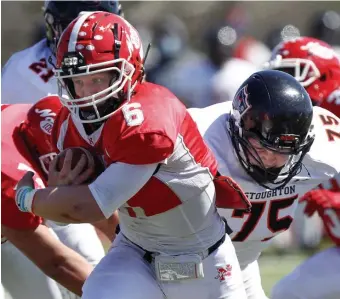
[65,199,105,223]
[65,186,106,223]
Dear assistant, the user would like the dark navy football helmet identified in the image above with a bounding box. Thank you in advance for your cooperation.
[229,70,315,189]
[44,0,123,54]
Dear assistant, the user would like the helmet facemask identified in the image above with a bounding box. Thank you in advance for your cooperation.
[228,111,315,190]
[55,53,136,124]
[265,55,321,88]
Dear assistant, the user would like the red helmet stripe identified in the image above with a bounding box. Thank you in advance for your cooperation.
[68,11,95,52]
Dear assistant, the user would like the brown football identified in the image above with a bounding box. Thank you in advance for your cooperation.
[56,147,105,183]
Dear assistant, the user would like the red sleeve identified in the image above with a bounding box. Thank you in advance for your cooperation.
[102,84,187,165]
[105,131,174,164]
[1,173,42,230]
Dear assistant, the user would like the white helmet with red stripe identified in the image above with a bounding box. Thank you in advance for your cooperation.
[55,11,144,124]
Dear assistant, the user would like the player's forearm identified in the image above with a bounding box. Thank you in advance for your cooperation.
[2,224,93,297]
[32,186,105,223]
[43,248,93,296]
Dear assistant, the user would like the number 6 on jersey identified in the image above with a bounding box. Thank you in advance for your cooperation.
[122,103,144,126]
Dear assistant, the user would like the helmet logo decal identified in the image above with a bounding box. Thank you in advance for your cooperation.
[233,85,251,119]
[35,108,56,135]
[122,18,142,60]
[300,42,336,60]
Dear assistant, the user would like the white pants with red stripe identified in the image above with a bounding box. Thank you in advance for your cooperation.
[271,246,340,299]
[82,233,247,299]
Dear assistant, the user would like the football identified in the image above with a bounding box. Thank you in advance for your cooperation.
[56,147,105,183]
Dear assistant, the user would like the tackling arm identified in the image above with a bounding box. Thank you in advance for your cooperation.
[1,223,93,296]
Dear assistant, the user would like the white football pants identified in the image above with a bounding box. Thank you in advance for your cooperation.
[82,233,247,299]
[241,260,268,299]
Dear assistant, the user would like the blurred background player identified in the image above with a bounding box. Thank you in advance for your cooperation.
[145,6,266,108]
[1,0,123,103]
[265,36,340,252]
[1,99,96,299]
[309,10,340,55]
[267,37,340,117]
[1,0,122,282]
[271,172,340,299]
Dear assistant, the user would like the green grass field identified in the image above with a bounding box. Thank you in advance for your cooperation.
[259,252,308,296]
[259,238,333,296]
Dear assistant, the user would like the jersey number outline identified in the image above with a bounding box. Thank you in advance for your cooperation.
[231,195,298,242]
[122,103,144,126]
[319,114,340,142]
[29,58,54,83]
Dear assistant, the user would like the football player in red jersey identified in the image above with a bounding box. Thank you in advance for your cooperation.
[266,36,340,117]
[271,173,340,299]
[15,12,250,299]
[1,99,95,299]
[2,2,122,295]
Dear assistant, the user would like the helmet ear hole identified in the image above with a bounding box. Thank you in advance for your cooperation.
[320,73,327,81]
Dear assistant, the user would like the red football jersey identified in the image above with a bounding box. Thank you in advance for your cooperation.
[52,82,217,170]
[51,82,222,253]
[1,104,43,230]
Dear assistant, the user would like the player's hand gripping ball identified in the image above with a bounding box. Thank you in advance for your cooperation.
[49,147,105,186]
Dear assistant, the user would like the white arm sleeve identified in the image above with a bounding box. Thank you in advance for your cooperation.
[88,162,159,218]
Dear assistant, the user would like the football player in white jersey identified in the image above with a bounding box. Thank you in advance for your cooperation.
[271,173,340,299]
[189,70,340,299]
[1,2,122,299]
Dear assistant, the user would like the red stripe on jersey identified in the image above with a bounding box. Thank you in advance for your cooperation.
[125,176,182,217]
[179,112,218,176]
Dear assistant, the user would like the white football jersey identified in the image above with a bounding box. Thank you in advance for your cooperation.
[189,102,340,267]
[2,39,59,104]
